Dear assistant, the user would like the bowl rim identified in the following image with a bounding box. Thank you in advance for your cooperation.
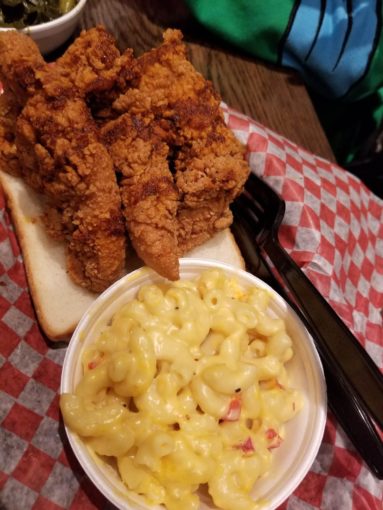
[0,0,88,33]
[61,258,327,510]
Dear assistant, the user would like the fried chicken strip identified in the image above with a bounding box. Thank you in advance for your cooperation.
[56,26,181,279]
[15,70,126,291]
[56,25,135,118]
[0,31,45,176]
[0,26,133,179]
[0,32,126,292]
[0,30,45,103]
[114,29,249,253]
[101,113,179,280]
[0,90,21,176]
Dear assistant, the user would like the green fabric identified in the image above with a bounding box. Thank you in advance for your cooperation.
[344,21,383,103]
[185,0,293,63]
[185,0,383,167]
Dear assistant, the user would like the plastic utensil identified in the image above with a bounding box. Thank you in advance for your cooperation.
[231,174,383,478]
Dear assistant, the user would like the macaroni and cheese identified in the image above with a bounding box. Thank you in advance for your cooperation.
[60,269,303,510]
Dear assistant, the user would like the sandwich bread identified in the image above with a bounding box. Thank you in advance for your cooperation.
[1,170,244,341]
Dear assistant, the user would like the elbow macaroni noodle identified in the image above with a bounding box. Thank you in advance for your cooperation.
[60,269,303,510]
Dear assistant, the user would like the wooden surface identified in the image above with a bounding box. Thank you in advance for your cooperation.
[79,0,335,162]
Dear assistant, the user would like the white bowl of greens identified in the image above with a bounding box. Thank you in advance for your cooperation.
[0,0,88,54]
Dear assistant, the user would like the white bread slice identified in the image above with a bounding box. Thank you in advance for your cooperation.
[0,170,244,341]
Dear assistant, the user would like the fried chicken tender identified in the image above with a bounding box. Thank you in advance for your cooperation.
[102,113,179,280]
[56,25,135,118]
[0,31,45,176]
[57,27,181,280]
[0,31,45,103]
[15,70,126,291]
[0,27,249,287]
[0,90,21,176]
[0,31,126,292]
[113,29,249,254]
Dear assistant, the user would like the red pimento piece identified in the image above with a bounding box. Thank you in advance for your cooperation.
[265,428,277,440]
[235,436,255,453]
[265,429,283,449]
[223,398,241,421]
[88,353,104,370]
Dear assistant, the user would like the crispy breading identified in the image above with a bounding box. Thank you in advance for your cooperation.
[0,90,21,176]
[15,71,126,291]
[0,32,45,177]
[0,31,126,292]
[56,25,135,117]
[113,29,249,255]
[102,113,179,280]
[0,27,250,287]
[0,31,45,104]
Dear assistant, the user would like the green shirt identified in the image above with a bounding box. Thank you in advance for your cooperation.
[186,0,383,165]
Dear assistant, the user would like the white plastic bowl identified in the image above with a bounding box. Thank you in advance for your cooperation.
[0,0,88,54]
[61,259,327,510]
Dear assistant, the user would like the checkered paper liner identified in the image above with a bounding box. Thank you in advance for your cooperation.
[1,105,382,510]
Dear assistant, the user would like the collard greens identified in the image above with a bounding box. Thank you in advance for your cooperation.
[0,0,77,28]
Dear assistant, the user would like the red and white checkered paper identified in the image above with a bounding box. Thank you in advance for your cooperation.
[0,105,382,510]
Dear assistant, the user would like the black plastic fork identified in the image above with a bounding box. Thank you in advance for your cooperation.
[231,172,383,478]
